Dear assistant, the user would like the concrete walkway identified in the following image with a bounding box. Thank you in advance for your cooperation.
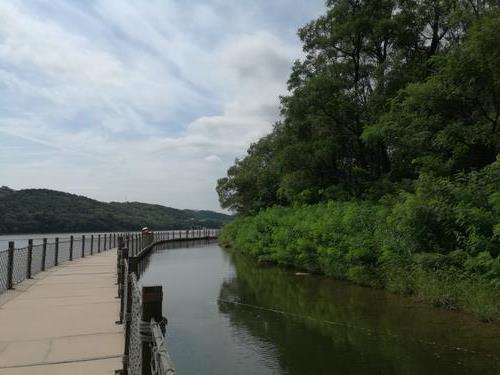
[0,250,122,374]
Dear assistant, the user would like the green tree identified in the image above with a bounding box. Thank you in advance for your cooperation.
[364,10,500,177]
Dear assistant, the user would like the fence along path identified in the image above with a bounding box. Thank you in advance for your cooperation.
[0,229,218,375]
[0,233,122,294]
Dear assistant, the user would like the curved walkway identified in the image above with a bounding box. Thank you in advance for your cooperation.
[0,250,122,374]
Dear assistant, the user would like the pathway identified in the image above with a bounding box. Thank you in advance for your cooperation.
[0,250,122,374]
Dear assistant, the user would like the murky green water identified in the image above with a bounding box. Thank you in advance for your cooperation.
[139,241,500,375]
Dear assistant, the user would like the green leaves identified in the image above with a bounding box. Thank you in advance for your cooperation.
[218,2,500,213]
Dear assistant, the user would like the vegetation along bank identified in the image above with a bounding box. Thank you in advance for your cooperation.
[217,1,500,321]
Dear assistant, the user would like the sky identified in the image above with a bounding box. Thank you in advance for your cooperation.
[0,0,326,212]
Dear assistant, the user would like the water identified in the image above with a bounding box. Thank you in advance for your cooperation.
[139,242,500,375]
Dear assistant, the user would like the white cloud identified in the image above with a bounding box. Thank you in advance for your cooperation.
[204,155,222,162]
[0,0,325,211]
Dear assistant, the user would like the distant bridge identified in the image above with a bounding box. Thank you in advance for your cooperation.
[0,229,219,374]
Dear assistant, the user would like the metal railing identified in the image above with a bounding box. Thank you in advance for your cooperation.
[117,229,219,375]
[0,232,123,293]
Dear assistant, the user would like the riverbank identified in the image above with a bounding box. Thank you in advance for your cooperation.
[219,202,500,322]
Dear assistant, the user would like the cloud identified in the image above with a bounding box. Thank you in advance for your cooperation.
[0,0,325,211]
[204,155,222,163]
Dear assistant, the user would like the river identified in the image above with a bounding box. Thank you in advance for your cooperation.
[138,241,500,375]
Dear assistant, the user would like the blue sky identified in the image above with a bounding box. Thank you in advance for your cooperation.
[0,0,326,211]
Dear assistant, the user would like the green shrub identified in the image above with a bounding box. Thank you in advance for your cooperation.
[220,164,500,321]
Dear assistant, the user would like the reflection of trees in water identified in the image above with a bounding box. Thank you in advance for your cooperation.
[217,251,500,375]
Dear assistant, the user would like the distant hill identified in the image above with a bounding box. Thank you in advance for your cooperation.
[0,187,233,234]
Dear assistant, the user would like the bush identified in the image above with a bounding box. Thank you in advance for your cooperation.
[221,162,500,321]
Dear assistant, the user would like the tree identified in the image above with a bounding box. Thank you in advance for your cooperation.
[364,10,500,177]
[217,1,500,214]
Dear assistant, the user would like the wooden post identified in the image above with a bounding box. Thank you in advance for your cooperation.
[118,246,129,324]
[26,239,33,279]
[98,234,101,253]
[90,235,94,255]
[69,236,74,261]
[141,286,163,375]
[41,238,47,271]
[129,256,138,277]
[7,241,14,289]
[81,235,85,258]
[54,237,59,266]
[117,236,123,274]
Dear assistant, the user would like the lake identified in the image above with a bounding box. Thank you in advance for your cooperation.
[138,241,500,375]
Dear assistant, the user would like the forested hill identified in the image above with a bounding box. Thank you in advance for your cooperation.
[0,187,232,234]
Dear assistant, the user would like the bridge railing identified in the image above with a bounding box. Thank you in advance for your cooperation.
[117,229,219,375]
[0,232,123,294]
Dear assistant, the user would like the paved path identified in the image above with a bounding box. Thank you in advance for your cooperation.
[0,250,122,374]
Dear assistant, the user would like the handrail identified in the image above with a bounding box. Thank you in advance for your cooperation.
[150,319,176,375]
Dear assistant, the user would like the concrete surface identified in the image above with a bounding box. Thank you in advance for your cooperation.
[0,250,122,374]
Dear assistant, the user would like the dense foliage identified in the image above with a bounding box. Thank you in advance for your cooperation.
[0,187,232,234]
[218,2,500,212]
[221,159,500,320]
[217,1,500,319]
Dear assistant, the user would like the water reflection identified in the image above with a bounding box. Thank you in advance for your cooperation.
[139,243,500,375]
[220,250,500,375]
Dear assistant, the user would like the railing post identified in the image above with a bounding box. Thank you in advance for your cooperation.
[81,235,86,258]
[26,239,33,279]
[41,238,47,271]
[69,236,74,261]
[90,235,94,256]
[129,256,138,277]
[98,234,101,253]
[117,236,124,273]
[118,245,128,324]
[104,233,107,250]
[7,241,14,289]
[54,237,59,266]
[141,286,163,375]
